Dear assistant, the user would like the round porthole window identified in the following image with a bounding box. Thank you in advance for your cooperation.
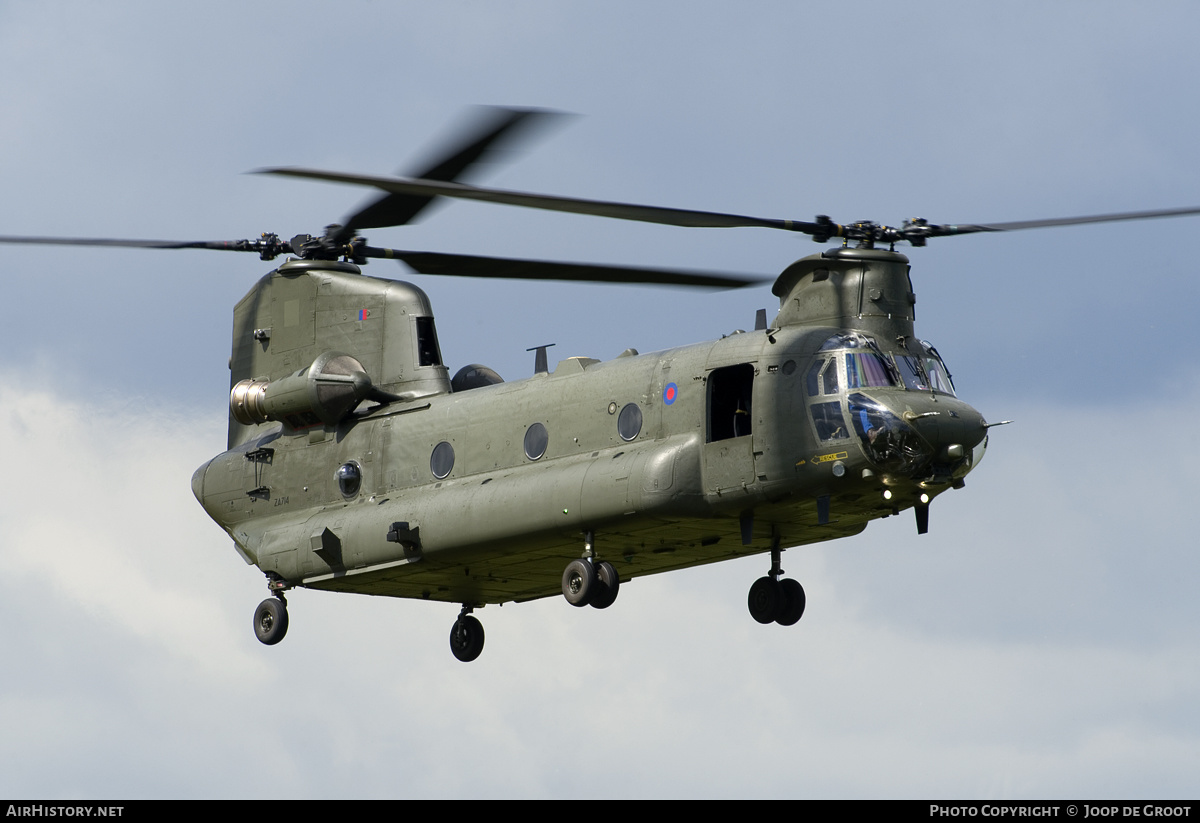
[430,441,455,479]
[524,422,548,460]
[336,461,362,497]
[617,403,643,441]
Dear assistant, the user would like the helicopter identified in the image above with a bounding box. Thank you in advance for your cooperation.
[6,107,1200,663]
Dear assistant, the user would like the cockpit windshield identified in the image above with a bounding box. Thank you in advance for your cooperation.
[809,333,955,400]
[806,332,958,444]
[845,351,895,388]
[817,332,899,389]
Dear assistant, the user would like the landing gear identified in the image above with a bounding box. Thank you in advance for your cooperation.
[775,578,806,626]
[747,576,783,624]
[590,561,620,610]
[562,558,597,607]
[561,531,621,608]
[449,608,485,662]
[253,594,289,645]
[746,537,806,626]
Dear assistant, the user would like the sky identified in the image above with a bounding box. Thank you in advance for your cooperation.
[1,0,1198,799]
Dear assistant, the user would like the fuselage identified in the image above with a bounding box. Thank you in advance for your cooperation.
[192,247,988,606]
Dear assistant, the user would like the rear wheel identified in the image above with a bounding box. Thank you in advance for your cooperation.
[775,578,806,626]
[590,561,621,609]
[562,558,597,607]
[747,576,782,624]
[253,598,289,645]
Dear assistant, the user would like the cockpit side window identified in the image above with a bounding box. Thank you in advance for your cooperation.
[892,343,956,396]
[823,359,839,395]
[922,352,954,395]
[895,356,929,390]
[811,401,848,441]
[805,358,839,397]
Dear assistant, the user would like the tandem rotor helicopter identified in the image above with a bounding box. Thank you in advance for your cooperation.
[5,107,1200,662]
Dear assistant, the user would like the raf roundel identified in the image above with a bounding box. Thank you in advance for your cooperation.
[663,382,678,406]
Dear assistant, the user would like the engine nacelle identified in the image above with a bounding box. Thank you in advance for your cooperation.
[231,351,374,428]
[451,363,504,392]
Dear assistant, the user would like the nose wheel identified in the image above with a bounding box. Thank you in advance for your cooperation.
[449,607,485,662]
[746,538,806,626]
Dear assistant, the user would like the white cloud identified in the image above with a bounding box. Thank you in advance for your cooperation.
[0,379,1196,798]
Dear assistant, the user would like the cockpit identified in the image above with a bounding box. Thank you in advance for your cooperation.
[804,332,983,483]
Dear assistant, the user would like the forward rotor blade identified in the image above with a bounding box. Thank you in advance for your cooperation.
[262,168,816,233]
[928,205,1200,236]
[335,107,568,243]
[368,247,767,289]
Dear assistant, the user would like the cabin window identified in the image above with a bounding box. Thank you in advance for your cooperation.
[416,316,443,367]
[707,363,754,442]
[336,461,362,497]
[524,422,548,460]
[430,441,454,479]
[617,403,643,441]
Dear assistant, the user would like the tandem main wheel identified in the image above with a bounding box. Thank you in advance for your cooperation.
[562,558,620,608]
[747,576,805,626]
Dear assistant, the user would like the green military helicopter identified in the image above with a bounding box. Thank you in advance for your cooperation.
[6,107,1200,662]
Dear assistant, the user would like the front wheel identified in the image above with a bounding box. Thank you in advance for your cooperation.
[449,615,485,662]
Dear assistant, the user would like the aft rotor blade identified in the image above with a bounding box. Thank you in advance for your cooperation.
[368,247,768,289]
[0,235,277,252]
[262,168,817,233]
[336,107,567,243]
[927,205,1200,236]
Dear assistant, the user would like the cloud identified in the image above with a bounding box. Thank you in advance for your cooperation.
[0,376,1196,798]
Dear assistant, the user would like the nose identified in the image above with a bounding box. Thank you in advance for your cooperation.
[902,399,988,460]
[848,391,987,483]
